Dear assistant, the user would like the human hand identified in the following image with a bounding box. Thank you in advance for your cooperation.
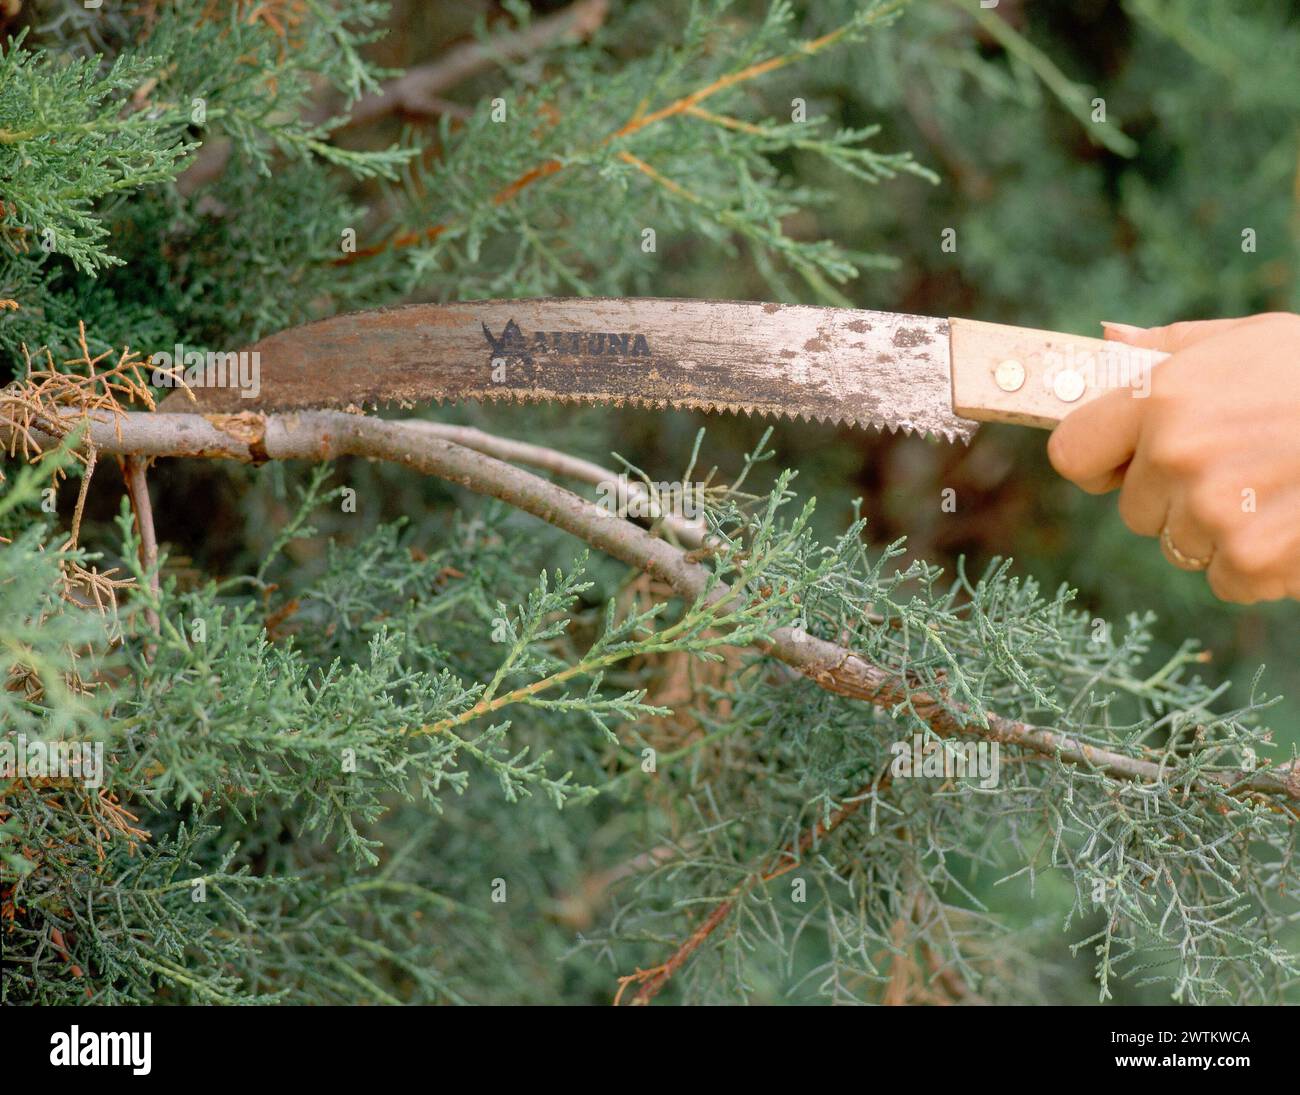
[1047,312,1300,604]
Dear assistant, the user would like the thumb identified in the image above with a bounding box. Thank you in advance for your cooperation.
[1100,317,1257,353]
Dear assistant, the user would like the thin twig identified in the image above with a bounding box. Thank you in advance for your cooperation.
[402,421,706,546]
[122,455,161,637]
[615,774,889,1005]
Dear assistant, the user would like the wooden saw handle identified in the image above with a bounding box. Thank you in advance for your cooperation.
[948,318,1169,430]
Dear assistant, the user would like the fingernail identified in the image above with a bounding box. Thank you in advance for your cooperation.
[1101,321,1147,339]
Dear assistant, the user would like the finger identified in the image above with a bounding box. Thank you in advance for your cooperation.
[1048,386,1143,487]
[1204,489,1300,604]
[1116,450,1169,537]
[1074,466,1127,495]
[1100,316,1260,353]
[1205,558,1284,605]
[1157,498,1216,572]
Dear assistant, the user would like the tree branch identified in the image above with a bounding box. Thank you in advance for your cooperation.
[6,407,1296,812]
[317,0,610,129]
[401,421,706,546]
[615,772,893,1006]
[176,2,609,196]
[121,455,160,637]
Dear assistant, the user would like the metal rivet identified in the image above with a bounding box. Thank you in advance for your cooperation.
[994,359,1025,392]
[1052,368,1086,403]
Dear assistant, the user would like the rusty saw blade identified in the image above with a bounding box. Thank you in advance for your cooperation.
[158,297,978,443]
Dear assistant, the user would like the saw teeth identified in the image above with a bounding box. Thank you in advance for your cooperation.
[323,386,973,444]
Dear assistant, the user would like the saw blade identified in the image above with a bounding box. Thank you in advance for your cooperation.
[158,297,978,443]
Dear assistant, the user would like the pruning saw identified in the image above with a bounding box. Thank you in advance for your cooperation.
[161,297,1168,440]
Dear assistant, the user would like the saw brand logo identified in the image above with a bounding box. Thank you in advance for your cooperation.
[482,318,652,372]
[49,1027,151,1075]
